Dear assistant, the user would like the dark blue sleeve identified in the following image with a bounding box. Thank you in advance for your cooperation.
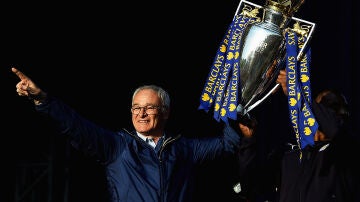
[188,122,242,164]
[35,95,124,164]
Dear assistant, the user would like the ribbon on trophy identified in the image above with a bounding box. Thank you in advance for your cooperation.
[199,0,317,160]
[198,7,259,123]
[285,27,318,157]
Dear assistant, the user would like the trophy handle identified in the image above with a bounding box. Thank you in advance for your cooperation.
[244,83,280,114]
[291,16,316,61]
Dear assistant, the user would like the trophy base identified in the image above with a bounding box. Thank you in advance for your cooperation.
[236,104,250,117]
[235,104,257,128]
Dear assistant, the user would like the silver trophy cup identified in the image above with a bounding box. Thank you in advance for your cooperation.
[235,0,315,116]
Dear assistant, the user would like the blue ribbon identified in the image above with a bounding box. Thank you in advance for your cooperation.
[199,14,256,123]
[285,30,318,156]
[198,19,236,113]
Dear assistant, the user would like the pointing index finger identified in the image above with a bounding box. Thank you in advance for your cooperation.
[11,67,29,80]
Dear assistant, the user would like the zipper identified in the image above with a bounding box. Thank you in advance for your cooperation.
[123,128,182,202]
[158,134,181,161]
[158,134,181,202]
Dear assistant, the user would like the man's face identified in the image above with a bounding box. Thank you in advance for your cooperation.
[131,89,168,137]
[313,90,343,140]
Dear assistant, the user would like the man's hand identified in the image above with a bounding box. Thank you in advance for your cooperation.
[238,115,257,138]
[239,123,254,138]
[276,69,287,95]
[12,67,47,104]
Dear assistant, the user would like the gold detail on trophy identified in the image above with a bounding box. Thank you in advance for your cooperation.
[240,5,261,22]
[266,0,305,16]
[292,21,310,37]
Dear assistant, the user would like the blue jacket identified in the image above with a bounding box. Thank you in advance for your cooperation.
[35,96,243,202]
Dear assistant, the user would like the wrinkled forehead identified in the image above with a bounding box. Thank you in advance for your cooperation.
[132,89,161,105]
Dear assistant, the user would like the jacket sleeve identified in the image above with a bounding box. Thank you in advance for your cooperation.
[35,95,123,164]
[189,122,243,163]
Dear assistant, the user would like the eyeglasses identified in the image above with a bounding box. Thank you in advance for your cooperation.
[131,105,162,115]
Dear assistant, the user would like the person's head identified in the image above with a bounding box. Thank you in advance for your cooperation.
[313,89,350,141]
[131,85,170,137]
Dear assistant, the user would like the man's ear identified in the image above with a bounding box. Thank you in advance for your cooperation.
[163,109,170,120]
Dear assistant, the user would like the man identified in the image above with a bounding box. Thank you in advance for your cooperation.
[263,69,360,202]
[12,67,254,202]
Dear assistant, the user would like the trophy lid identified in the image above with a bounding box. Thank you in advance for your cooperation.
[266,0,305,16]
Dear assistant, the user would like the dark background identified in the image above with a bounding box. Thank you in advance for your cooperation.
[2,0,359,201]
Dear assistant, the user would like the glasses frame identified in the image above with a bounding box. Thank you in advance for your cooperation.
[130,105,162,115]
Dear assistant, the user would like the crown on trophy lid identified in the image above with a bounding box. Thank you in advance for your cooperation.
[266,0,305,16]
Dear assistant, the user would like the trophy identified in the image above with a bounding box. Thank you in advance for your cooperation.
[199,0,318,150]
[235,0,316,115]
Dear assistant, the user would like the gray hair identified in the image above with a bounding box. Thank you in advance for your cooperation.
[132,85,170,111]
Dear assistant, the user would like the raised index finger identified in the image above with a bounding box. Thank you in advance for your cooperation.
[11,67,29,80]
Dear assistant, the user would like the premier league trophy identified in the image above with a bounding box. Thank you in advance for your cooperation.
[199,0,318,151]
